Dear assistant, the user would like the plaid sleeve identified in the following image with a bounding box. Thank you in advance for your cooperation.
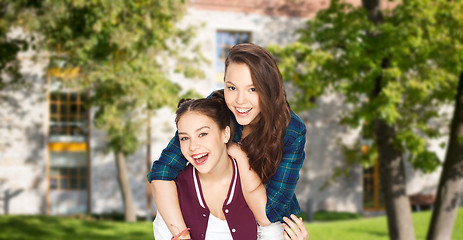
[265,113,307,222]
[146,131,188,182]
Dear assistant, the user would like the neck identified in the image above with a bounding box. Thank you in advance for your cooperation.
[198,151,232,183]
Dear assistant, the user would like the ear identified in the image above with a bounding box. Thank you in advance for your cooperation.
[223,126,231,144]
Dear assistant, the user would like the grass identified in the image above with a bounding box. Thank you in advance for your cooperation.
[307,207,463,240]
[0,215,153,240]
[300,210,362,222]
[0,208,462,239]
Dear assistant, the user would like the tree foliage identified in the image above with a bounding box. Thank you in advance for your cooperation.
[14,0,204,155]
[273,0,462,172]
[8,0,204,221]
[0,1,31,93]
[273,0,463,238]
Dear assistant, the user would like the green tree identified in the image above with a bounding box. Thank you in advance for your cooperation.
[0,1,31,94]
[13,0,204,222]
[272,0,462,238]
[425,1,463,239]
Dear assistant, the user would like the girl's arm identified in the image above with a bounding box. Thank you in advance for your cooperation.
[230,114,307,223]
[152,209,175,240]
[228,142,271,226]
[151,180,191,238]
[266,117,307,222]
[148,134,190,238]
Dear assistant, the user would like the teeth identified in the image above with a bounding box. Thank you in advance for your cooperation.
[236,108,251,113]
[193,153,207,159]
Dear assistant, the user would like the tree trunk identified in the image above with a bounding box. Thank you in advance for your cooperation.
[115,151,136,222]
[427,72,463,240]
[363,0,416,239]
[361,0,383,25]
[374,118,416,240]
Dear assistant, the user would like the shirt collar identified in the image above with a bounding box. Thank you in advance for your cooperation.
[192,156,238,209]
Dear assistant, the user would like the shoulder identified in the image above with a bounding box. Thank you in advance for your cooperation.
[285,109,307,139]
[206,89,224,99]
[282,110,307,153]
[175,164,194,184]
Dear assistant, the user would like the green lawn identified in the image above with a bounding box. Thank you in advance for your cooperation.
[0,215,153,240]
[307,208,463,240]
[0,208,462,239]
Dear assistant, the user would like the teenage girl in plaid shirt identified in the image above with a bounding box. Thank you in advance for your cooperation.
[149,43,308,239]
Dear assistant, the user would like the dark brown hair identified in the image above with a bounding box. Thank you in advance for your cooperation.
[224,43,290,183]
[175,91,234,144]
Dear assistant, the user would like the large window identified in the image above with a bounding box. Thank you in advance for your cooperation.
[49,91,88,142]
[49,143,88,214]
[47,56,89,215]
[215,31,251,87]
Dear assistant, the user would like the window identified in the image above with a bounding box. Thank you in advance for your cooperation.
[47,55,89,215]
[363,160,384,210]
[49,91,88,142]
[215,31,251,87]
[49,143,88,215]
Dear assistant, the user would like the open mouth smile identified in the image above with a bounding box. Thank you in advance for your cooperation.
[192,153,209,166]
[235,107,252,116]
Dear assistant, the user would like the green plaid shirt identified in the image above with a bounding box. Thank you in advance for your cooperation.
[147,104,307,222]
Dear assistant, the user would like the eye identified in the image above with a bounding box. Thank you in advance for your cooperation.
[250,88,256,92]
[179,136,189,141]
[199,132,208,137]
[227,86,236,91]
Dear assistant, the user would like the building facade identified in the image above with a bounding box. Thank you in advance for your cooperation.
[0,0,448,217]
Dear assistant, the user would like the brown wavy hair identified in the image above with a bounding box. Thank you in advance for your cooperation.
[224,43,290,183]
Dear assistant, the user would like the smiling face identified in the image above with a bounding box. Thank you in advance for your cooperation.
[224,62,261,126]
[177,111,230,175]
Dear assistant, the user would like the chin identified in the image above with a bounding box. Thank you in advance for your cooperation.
[236,119,248,125]
[196,167,211,175]
[234,115,249,124]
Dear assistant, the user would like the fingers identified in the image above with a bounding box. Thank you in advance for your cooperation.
[291,215,308,236]
[283,216,300,239]
[293,216,309,239]
[283,227,292,240]
[226,143,243,158]
[283,222,295,239]
[283,214,309,240]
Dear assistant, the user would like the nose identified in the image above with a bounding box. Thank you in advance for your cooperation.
[236,90,246,105]
[189,139,200,151]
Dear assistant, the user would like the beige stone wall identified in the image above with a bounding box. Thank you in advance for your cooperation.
[295,92,363,213]
[0,28,49,215]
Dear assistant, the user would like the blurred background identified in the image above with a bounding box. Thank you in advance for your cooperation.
[1,0,462,239]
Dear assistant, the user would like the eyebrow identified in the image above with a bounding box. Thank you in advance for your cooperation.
[224,80,254,88]
[178,126,210,135]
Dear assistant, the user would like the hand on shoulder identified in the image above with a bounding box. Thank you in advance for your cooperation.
[227,142,248,165]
